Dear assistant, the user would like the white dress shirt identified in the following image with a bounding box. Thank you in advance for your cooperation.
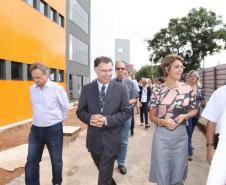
[141,86,148,103]
[97,81,109,94]
[30,79,69,127]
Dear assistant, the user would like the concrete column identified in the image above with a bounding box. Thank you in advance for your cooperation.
[23,64,27,81]
[5,61,11,80]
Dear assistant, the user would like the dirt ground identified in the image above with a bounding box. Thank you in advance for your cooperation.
[0,108,85,185]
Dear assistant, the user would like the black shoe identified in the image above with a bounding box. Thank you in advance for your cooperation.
[145,125,150,129]
[118,165,127,175]
[131,131,134,136]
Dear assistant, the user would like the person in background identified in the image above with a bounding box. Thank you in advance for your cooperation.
[76,56,131,185]
[149,54,198,185]
[186,70,206,161]
[139,78,151,128]
[113,60,139,175]
[130,73,140,92]
[25,62,69,185]
[156,76,165,85]
[201,84,226,185]
[130,73,140,135]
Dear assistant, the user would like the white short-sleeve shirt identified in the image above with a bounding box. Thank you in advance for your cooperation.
[201,85,226,135]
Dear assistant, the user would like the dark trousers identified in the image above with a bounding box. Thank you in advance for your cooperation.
[130,106,135,134]
[140,102,149,124]
[91,151,117,185]
[25,122,63,185]
[186,117,198,156]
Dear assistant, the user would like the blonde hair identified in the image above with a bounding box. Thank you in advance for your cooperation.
[187,70,201,87]
[161,54,184,77]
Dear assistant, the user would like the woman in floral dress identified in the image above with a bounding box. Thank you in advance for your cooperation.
[149,54,198,185]
[186,70,206,161]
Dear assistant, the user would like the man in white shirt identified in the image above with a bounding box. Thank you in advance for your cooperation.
[201,85,226,184]
[139,78,151,128]
[25,62,69,185]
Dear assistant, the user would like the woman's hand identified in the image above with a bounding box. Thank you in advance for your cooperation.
[161,118,178,131]
[175,114,188,124]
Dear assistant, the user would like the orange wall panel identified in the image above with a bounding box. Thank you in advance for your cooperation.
[0,81,33,126]
[0,0,66,69]
[0,0,67,126]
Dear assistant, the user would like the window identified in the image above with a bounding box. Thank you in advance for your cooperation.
[69,34,88,65]
[27,64,33,81]
[69,0,89,33]
[50,8,57,23]
[27,0,34,7]
[39,0,48,16]
[0,60,5,80]
[11,62,23,80]
[58,70,64,82]
[59,14,64,27]
[118,48,124,53]
[27,0,37,8]
[49,68,57,81]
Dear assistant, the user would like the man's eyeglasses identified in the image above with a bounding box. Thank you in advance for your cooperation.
[116,67,125,71]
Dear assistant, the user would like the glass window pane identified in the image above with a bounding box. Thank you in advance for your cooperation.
[69,34,88,65]
[50,8,57,22]
[58,70,64,82]
[50,8,54,20]
[27,0,34,7]
[59,14,64,27]
[49,68,57,81]
[39,1,47,16]
[11,62,23,80]
[0,60,5,80]
[69,0,89,33]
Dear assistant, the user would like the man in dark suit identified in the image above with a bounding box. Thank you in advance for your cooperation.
[139,78,151,128]
[76,56,131,185]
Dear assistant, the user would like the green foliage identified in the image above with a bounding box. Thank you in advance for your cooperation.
[146,7,226,73]
[136,65,162,82]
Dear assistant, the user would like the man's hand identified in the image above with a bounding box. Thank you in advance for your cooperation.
[90,114,106,128]
[207,146,215,164]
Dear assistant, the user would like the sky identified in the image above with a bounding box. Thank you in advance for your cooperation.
[91,0,226,79]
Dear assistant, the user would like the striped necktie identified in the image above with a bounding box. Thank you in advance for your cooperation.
[99,85,106,112]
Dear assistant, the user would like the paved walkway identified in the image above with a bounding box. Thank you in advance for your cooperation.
[7,115,209,185]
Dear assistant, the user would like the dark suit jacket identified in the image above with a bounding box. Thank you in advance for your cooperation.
[139,86,151,103]
[76,80,131,156]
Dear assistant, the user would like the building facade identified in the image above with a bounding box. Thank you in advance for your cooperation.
[66,0,90,100]
[115,38,130,63]
[0,0,66,126]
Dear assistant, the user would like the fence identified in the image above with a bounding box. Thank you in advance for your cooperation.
[199,64,226,99]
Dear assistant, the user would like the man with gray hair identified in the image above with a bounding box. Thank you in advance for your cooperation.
[113,60,139,175]
[25,62,69,185]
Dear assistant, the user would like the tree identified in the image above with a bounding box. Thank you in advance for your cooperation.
[146,7,226,72]
[136,65,162,82]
